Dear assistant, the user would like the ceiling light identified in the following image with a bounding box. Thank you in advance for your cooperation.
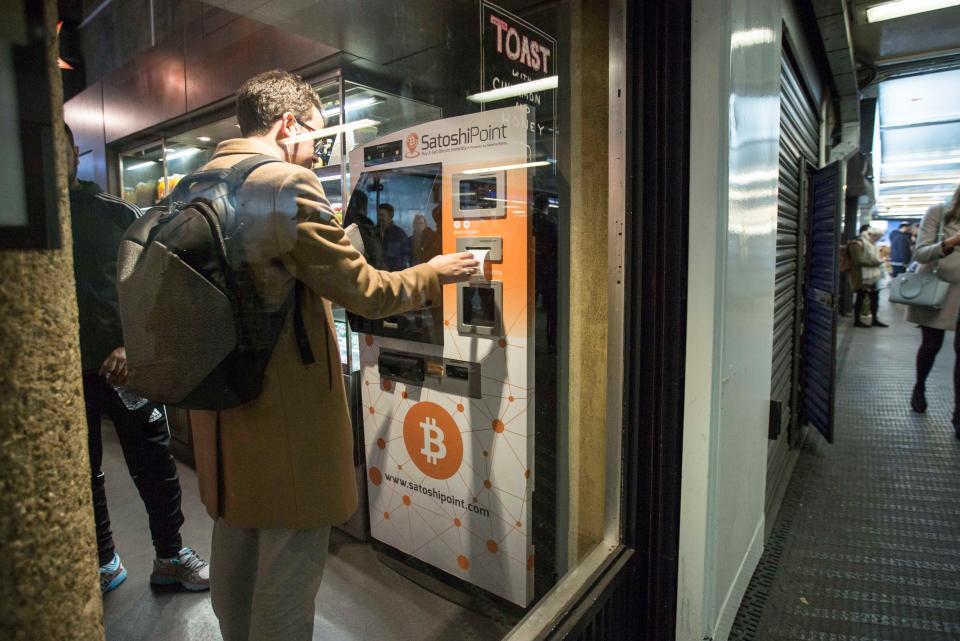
[56,21,74,70]
[317,174,342,182]
[165,147,201,161]
[467,76,559,103]
[197,136,212,142]
[883,157,960,168]
[279,119,381,146]
[125,160,157,170]
[878,178,959,187]
[731,28,776,48]
[878,191,954,199]
[880,202,945,207]
[866,0,960,23]
[321,97,380,119]
[461,161,552,175]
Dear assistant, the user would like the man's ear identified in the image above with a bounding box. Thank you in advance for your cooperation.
[277,112,298,141]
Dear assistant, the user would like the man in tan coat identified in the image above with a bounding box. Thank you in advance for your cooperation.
[189,70,478,641]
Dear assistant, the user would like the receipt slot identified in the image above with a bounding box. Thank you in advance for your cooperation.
[346,106,536,606]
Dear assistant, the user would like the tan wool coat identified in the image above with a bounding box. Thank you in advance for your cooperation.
[907,204,960,331]
[189,138,441,529]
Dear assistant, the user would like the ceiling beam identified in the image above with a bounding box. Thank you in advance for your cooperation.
[811,0,860,105]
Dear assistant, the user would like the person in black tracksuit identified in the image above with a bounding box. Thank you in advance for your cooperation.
[65,125,208,594]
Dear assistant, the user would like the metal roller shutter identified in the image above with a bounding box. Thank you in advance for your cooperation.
[767,45,820,523]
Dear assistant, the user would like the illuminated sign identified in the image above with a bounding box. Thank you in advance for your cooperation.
[481,1,558,110]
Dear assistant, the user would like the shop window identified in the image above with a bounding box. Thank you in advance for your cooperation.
[119,142,165,209]
[95,0,623,637]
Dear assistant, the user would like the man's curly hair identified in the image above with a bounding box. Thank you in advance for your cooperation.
[235,70,322,136]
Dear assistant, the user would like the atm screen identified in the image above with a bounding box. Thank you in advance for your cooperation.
[344,163,444,345]
[458,176,499,211]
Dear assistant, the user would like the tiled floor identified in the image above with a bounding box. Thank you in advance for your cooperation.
[99,428,511,641]
[730,299,960,640]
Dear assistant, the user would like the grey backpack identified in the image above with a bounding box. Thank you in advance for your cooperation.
[117,154,314,410]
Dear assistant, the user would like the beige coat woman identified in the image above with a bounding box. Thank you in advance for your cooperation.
[848,232,883,292]
[189,139,442,529]
[907,204,960,331]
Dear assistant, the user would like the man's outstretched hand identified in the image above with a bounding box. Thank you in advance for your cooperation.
[427,251,481,285]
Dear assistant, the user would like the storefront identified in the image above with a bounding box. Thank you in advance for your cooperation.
[62,0,692,638]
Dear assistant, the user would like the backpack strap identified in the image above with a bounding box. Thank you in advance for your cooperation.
[168,154,280,204]
[174,153,316,368]
[293,282,316,366]
[226,155,317,368]
[223,154,282,194]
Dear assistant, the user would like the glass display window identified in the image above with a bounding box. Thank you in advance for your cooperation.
[88,0,630,635]
[162,115,241,190]
[119,142,165,209]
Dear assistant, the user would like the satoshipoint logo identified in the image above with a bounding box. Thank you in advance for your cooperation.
[405,132,420,158]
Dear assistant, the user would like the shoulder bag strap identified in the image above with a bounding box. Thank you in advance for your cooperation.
[224,154,281,192]
[293,282,316,366]
[229,154,316,367]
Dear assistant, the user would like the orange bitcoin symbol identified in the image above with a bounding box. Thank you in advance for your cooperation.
[403,402,463,480]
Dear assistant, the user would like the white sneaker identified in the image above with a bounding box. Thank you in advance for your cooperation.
[150,547,210,591]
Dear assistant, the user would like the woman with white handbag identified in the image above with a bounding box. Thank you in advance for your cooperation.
[907,184,960,439]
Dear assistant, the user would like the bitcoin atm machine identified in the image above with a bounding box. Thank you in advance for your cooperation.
[346,105,535,607]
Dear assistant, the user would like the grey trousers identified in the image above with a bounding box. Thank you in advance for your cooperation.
[210,519,331,641]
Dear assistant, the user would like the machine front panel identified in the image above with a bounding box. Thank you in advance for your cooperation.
[349,106,536,606]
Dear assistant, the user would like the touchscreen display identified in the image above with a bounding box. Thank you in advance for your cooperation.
[458,176,499,211]
[344,163,443,345]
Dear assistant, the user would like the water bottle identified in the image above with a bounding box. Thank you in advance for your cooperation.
[114,385,149,411]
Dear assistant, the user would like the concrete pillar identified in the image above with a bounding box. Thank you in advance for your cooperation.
[0,1,104,639]
[565,0,610,563]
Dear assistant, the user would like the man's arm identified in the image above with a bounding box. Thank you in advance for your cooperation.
[278,168,441,318]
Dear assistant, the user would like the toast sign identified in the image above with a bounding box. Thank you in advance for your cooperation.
[481,1,557,109]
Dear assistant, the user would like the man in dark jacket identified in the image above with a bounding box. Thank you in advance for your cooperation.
[889,222,913,277]
[66,124,209,594]
[377,202,412,270]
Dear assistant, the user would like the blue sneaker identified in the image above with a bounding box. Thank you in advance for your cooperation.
[100,552,127,594]
[150,547,210,591]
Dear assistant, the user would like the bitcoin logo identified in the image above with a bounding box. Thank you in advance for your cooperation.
[403,402,463,479]
[419,417,447,465]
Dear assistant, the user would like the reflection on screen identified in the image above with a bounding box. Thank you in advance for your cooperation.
[458,176,499,211]
[462,287,497,328]
[344,163,443,345]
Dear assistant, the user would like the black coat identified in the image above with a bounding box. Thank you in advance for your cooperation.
[69,181,140,372]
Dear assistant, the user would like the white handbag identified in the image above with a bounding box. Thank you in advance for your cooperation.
[889,213,950,308]
[889,272,950,308]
